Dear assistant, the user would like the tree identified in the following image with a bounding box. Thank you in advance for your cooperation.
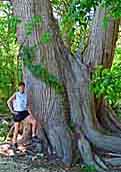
[12,0,121,171]
[0,2,20,113]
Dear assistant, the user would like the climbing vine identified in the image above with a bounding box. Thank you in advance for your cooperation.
[22,45,64,94]
[18,16,64,94]
[27,63,64,94]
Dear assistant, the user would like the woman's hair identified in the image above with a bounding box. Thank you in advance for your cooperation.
[18,81,25,87]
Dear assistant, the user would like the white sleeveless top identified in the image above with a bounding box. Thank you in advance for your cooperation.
[13,91,28,112]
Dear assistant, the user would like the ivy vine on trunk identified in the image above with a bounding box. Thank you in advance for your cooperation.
[12,0,121,171]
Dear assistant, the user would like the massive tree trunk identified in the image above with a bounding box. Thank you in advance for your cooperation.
[13,0,121,171]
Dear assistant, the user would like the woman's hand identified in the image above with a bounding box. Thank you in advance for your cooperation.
[11,110,17,115]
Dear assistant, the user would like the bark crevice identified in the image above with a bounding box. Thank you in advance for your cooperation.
[13,1,121,171]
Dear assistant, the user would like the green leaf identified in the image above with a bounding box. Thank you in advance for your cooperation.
[40,32,52,44]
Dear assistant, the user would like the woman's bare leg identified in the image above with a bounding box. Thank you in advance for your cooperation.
[12,122,20,144]
[25,115,37,137]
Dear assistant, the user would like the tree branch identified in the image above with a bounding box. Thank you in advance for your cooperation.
[82,6,119,68]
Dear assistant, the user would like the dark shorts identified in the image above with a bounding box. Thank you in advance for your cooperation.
[13,110,30,122]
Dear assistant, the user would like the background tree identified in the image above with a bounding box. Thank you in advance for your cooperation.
[0,2,22,113]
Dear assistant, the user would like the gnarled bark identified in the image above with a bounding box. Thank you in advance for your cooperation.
[13,0,121,171]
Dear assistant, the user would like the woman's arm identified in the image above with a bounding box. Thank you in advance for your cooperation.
[7,93,16,114]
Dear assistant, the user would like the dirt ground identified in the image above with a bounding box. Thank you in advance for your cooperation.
[0,155,81,172]
[0,142,81,172]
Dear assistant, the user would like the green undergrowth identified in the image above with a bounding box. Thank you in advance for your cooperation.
[0,101,9,114]
[91,35,121,120]
[0,122,9,143]
[81,165,96,172]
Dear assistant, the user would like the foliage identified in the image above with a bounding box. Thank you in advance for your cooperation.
[101,0,121,19]
[0,121,9,142]
[0,0,121,113]
[40,32,52,44]
[27,64,64,94]
[51,0,121,53]
[22,45,64,94]
[25,16,42,36]
[81,165,96,172]
[18,14,64,94]
[0,2,19,109]
[18,0,121,97]
[0,1,64,111]
[91,33,121,119]
[0,100,9,114]
[52,0,97,53]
